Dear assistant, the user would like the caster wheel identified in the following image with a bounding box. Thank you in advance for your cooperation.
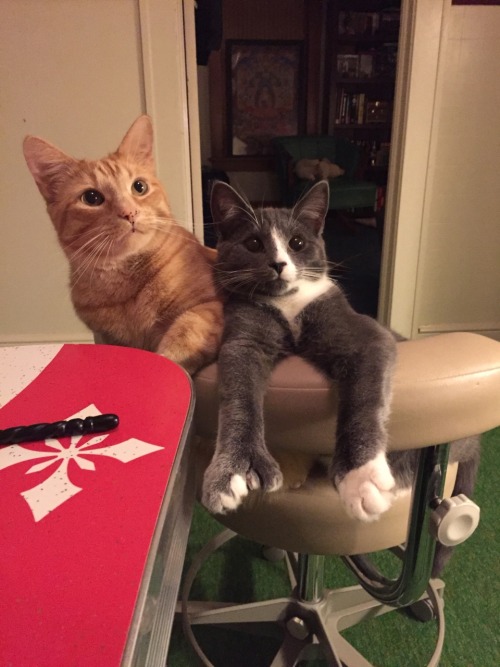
[408,598,438,622]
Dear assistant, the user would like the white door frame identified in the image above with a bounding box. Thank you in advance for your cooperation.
[138,0,203,238]
[378,0,446,337]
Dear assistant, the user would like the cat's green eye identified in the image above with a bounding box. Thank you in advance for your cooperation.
[289,235,305,251]
[132,179,148,196]
[81,189,105,206]
[244,237,263,253]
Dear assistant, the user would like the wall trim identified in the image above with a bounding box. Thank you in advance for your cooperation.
[418,323,500,335]
[138,0,200,234]
[0,333,94,346]
[378,0,446,337]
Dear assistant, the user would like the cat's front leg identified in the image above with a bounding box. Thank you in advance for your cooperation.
[329,328,397,521]
[309,311,398,522]
[155,300,223,374]
[202,447,283,515]
[201,309,286,515]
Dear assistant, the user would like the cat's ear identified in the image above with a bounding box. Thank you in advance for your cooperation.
[210,181,252,236]
[117,115,155,171]
[293,180,329,235]
[23,136,77,201]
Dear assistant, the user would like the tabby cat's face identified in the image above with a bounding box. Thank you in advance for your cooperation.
[211,181,329,297]
[23,116,172,265]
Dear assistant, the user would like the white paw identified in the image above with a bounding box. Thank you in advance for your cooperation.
[205,474,248,514]
[336,453,396,522]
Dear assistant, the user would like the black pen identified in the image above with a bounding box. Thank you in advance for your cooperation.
[0,414,119,446]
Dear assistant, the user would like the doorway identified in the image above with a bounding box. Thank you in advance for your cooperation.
[195,0,404,319]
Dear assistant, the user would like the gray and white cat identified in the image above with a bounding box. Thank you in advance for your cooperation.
[201,180,480,566]
[202,180,398,522]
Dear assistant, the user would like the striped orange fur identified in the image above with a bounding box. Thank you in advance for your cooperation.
[23,116,223,374]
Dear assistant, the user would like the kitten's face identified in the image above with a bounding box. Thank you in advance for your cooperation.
[23,116,172,265]
[211,181,329,297]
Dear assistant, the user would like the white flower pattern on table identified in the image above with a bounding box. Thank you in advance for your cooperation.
[0,404,163,521]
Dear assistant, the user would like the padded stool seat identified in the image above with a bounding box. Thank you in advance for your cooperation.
[184,332,500,666]
[193,333,500,556]
[195,332,500,455]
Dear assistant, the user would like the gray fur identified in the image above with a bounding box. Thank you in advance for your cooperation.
[202,181,397,519]
[201,181,480,572]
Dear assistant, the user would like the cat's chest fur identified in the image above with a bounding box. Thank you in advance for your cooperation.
[260,275,334,334]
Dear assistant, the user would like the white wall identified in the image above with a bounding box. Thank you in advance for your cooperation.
[0,0,200,345]
[382,0,500,340]
[412,3,500,338]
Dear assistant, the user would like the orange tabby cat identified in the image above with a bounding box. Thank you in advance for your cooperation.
[23,115,223,374]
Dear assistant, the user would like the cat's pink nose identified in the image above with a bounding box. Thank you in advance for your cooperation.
[120,211,136,225]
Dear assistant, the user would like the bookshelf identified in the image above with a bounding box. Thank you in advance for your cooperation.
[324,1,401,178]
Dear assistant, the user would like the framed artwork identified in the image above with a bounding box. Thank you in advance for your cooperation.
[227,40,304,156]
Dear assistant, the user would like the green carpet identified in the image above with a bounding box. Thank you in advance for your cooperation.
[168,429,500,666]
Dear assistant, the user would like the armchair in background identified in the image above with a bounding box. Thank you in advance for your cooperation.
[272,135,377,212]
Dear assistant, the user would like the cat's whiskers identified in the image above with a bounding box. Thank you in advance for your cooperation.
[300,268,329,282]
[138,213,175,226]
[102,237,116,273]
[64,226,109,243]
[67,230,110,262]
[89,237,115,288]
[139,218,211,248]
[73,235,109,271]
[256,204,267,230]
[71,236,111,286]
[214,267,262,293]
[215,272,255,290]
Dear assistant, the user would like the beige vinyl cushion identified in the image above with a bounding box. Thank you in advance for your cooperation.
[195,333,500,453]
[194,460,458,556]
[193,332,500,555]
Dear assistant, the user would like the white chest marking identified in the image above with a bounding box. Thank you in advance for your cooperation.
[271,276,333,323]
[262,230,334,324]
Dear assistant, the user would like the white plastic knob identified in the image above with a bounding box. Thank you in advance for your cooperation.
[430,494,480,547]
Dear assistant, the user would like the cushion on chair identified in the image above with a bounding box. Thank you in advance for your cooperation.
[194,333,500,453]
[193,332,500,555]
[192,457,457,556]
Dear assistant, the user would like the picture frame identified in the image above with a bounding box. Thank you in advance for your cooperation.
[227,40,304,157]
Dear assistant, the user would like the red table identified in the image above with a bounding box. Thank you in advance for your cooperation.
[0,344,195,666]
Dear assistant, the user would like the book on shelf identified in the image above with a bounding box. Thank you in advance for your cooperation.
[335,91,367,125]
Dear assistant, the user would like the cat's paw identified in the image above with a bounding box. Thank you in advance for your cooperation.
[202,472,249,515]
[201,450,283,515]
[334,452,396,522]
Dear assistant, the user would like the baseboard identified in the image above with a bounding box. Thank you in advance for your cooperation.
[418,323,500,341]
[0,333,94,347]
